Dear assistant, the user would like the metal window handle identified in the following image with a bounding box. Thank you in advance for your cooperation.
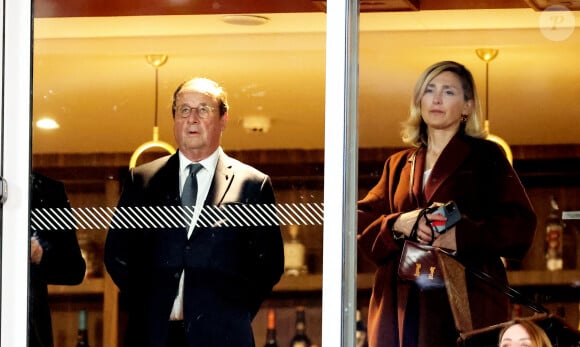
[0,177,7,204]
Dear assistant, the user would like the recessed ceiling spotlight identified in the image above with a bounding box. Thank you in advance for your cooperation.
[221,15,270,26]
[36,118,60,130]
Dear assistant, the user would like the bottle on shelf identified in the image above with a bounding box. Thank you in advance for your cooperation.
[545,196,564,271]
[356,309,368,347]
[561,207,577,270]
[511,303,522,319]
[264,308,279,347]
[289,306,311,347]
[76,309,89,347]
[284,225,308,276]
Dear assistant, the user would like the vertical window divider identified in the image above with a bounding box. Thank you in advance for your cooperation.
[322,0,359,346]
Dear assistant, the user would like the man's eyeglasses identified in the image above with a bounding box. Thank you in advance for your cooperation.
[175,105,215,119]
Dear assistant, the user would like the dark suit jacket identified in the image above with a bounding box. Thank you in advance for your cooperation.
[104,151,284,347]
[29,173,86,347]
[357,134,537,347]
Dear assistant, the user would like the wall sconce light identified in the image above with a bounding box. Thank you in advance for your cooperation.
[242,115,271,133]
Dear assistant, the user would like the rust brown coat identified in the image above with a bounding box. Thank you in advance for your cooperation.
[358,134,537,347]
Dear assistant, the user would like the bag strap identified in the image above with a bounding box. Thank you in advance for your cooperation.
[408,148,419,206]
[436,250,550,335]
[464,265,549,314]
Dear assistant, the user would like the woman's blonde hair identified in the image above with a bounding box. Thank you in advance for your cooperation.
[401,60,487,147]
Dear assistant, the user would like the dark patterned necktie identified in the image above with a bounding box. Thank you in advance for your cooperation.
[181,163,203,208]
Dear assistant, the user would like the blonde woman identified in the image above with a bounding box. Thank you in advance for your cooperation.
[357,61,537,347]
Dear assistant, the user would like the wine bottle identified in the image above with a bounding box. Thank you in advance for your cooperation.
[264,308,279,347]
[289,306,311,347]
[76,309,89,347]
[355,309,368,347]
[284,225,308,276]
[545,196,564,271]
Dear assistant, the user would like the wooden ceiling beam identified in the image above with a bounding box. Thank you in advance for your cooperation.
[313,0,530,12]
[34,0,548,18]
[34,0,320,18]
[419,0,529,10]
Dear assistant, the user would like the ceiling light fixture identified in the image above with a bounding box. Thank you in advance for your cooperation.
[129,54,176,168]
[36,118,60,130]
[476,48,513,164]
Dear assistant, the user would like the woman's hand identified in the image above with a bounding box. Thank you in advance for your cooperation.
[30,236,44,264]
[415,209,442,244]
[415,202,447,245]
[393,207,442,244]
[393,203,457,246]
[393,209,421,238]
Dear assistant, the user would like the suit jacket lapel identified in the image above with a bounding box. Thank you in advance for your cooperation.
[159,153,182,206]
[205,152,234,207]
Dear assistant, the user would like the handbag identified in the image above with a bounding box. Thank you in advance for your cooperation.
[397,240,455,290]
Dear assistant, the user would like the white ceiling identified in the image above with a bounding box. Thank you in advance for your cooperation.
[32,9,580,154]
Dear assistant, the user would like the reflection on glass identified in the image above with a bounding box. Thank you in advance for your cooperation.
[32,5,327,347]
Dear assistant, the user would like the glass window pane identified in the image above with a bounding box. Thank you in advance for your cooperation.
[31,3,341,347]
[358,8,580,346]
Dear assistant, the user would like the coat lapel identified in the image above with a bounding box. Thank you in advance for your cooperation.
[423,135,470,202]
[409,147,426,207]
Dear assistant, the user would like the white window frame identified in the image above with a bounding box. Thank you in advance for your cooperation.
[322,0,359,346]
[1,1,33,346]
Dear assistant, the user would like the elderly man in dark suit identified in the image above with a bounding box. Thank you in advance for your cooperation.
[104,77,284,347]
[29,172,86,347]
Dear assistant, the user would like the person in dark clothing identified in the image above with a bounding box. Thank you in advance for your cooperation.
[105,77,284,347]
[29,172,86,347]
